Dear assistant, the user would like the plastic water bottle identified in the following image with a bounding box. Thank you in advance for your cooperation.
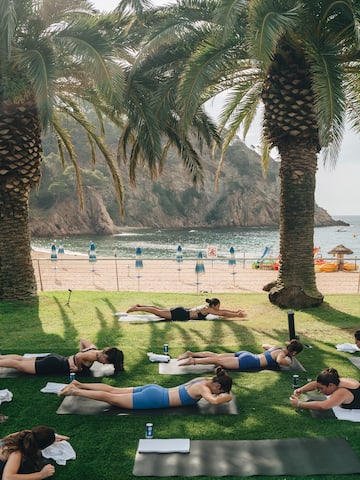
[163,344,169,355]
[69,372,75,383]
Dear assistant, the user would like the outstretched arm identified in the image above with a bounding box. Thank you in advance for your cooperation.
[199,384,233,405]
[79,338,97,350]
[210,307,246,318]
[290,389,349,411]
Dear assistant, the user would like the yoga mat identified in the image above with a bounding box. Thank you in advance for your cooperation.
[159,358,305,374]
[116,313,220,322]
[0,361,114,378]
[133,438,360,476]
[348,356,360,369]
[56,396,238,416]
[116,313,166,322]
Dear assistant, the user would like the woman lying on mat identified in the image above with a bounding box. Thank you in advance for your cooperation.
[0,338,124,376]
[290,367,360,410]
[58,367,233,409]
[126,298,246,321]
[0,426,69,479]
[177,340,303,370]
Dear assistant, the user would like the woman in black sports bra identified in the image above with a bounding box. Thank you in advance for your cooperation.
[290,367,360,410]
[126,298,246,321]
[0,338,124,376]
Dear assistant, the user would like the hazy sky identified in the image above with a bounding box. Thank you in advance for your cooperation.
[92,0,360,216]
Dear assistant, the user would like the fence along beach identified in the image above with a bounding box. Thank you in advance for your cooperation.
[31,250,360,294]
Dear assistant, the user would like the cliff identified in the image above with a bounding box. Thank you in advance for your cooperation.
[30,139,345,236]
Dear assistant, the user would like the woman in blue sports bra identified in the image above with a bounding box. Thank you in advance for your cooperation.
[177,340,303,370]
[290,367,360,411]
[58,367,233,409]
[126,298,246,321]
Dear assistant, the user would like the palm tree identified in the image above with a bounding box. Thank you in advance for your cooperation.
[0,0,128,301]
[132,0,360,308]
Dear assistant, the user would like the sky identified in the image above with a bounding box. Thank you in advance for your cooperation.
[92,0,360,217]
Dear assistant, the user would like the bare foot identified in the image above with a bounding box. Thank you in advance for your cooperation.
[126,304,141,313]
[58,385,76,397]
[177,357,195,366]
[177,351,193,360]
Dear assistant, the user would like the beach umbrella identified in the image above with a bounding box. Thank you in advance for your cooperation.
[135,247,143,290]
[195,251,205,292]
[89,241,97,271]
[328,244,353,271]
[50,242,57,269]
[58,240,65,256]
[228,246,237,285]
[176,245,183,280]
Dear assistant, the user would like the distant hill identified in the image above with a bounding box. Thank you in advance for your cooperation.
[30,136,345,236]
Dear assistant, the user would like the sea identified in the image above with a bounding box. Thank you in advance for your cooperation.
[31,215,360,261]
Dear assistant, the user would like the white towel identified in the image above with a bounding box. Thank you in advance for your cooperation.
[0,389,13,404]
[147,353,171,363]
[335,343,360,353]
[41,382,67,394]
[138,438,190,453]
[24,353,50,358]
[332,406,360,422]
[42,440,76,465]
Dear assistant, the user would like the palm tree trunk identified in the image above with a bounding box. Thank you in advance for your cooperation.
[0,185,37,300]
[0,98,42,301]
[268,142,323,308]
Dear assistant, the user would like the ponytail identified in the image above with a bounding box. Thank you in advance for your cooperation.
[213,367,232,393]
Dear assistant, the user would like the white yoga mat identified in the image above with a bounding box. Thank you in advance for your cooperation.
[333,406,360,422]
[115,313,165,322]
[138,438,190,453]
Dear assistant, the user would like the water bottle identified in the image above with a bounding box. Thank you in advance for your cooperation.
[69,372,75,383]
[292,374,299,389]
[163,344,169,355]
[145,423,153,439]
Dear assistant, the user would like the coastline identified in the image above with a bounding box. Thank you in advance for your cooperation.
[31,250,360,294]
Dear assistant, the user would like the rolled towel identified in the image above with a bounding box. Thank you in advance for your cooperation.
[147,353,171,363]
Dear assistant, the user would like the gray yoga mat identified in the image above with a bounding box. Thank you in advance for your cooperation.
[56,395,238,416]
[133,438,360,476]
[159,357,305,374]
[0,361,114,378]
[348,356,360,369]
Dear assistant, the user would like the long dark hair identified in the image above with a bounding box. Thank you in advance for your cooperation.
[103,347,124,373]
[2,427,55,468]
[212,366,232,393]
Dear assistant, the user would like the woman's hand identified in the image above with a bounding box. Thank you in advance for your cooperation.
[40,463,55,478]
[55,433,70,441]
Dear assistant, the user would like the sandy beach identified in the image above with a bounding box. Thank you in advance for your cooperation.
[31,250,360,294]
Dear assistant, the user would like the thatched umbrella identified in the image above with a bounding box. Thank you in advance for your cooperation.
[328,245,353,270]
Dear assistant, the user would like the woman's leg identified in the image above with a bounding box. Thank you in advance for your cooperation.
[178,354,238,369]
[59,385,134,408]
[0,356,36,374]
[69,380,134,394]
[126,305,172,319]
[177,351,232,360]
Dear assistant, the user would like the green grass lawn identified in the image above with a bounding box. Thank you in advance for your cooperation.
[0,291,360,479]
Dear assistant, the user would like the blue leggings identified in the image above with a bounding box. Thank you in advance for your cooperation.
[132,384,170,409]
[234,351,260,369]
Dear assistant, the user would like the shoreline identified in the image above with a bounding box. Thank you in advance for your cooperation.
[31,251,360,294]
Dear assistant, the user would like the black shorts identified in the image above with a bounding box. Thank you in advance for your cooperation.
[35,354,70,375]
[170,307,190,321]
